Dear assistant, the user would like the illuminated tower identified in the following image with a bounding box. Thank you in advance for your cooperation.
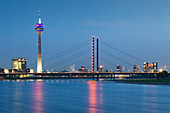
[35,10,44,73]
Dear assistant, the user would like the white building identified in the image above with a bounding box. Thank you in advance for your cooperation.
[4,69,9,73]
[68,64,76,72]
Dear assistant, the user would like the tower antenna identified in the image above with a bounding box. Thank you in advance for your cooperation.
[39,10,41,24]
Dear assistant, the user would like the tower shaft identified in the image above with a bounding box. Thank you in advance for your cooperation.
[37,32,42,73]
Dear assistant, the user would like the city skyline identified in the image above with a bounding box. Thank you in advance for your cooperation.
[1,0,170,71]
[1,1,170,113]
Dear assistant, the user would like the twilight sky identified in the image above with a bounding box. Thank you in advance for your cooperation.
[1,0,170,71]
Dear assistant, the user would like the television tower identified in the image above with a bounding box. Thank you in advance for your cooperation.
[35,10,44,73]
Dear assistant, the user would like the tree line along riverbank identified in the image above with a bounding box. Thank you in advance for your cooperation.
[114,71,170,85]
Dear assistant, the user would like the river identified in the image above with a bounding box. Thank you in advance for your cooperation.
[0,79,169,113]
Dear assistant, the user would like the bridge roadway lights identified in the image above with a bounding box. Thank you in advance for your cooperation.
[0,72,161,79]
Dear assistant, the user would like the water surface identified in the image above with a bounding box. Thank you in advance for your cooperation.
[0,79,169,113]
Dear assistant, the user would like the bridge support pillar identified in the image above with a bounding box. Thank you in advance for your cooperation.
[93,73,95,80]
[113,74,115,80]
[130,74,133,79]
[149,73,152,80]
[97,73,99,81]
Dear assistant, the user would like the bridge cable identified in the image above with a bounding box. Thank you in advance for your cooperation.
[101,40,145,62]
[29,39,91,68]
[101,49,133,66]
[44,49,91,69]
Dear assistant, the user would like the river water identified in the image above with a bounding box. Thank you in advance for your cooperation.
[0,79,169,113]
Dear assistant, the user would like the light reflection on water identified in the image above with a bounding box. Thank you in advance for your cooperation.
[0,80,170,113]
[143,85,158,113]
[33,81,43,113]
[88,80,103,113]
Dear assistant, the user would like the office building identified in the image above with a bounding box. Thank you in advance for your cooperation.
[153,62,158,72]
[143,62,148,72]
[4,69,9,73]
[99,65,103,72]
[26,68,34,73]
[122,67,126,72]
[116,65,122,72]
[104,69,109,72]
[133,65,140,72]
[148,64,153,72]
[68,64,76,72]
[12,58,27,72]
[78,66,88,72]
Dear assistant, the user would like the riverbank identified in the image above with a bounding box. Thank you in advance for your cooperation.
[114,79,170,85]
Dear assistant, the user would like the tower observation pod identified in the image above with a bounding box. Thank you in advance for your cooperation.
[35,10,44,73]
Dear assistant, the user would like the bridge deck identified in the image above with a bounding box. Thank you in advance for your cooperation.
[0,72,160,76]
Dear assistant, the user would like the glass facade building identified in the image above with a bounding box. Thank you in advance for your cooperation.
[12,58,27,72]
[143,62,148,72]
[153,62,158,72]
[133,65,140,72]
[116,65,122,72]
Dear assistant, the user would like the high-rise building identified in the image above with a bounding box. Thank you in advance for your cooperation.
[104,69,109,72]
[153,62,158,72]
[12,58,27,71]
[133,65,140,72]
[78,66,88,72]
[143,62,148,72]
[26,68,34,73]
[68,64,76,72]
[148,64,153,72]
[4,69,9,73]
[99,65,103,72]
[116,65,122,72]
[143,62,158,72]
[35,10,44,73]
[122,67,126,72]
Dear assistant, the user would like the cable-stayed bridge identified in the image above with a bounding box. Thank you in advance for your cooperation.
[29,37,144,72]
[0,37,162,80]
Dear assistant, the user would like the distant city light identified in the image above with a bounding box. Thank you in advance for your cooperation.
[159,68,163,72]
[99,65,103,68]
